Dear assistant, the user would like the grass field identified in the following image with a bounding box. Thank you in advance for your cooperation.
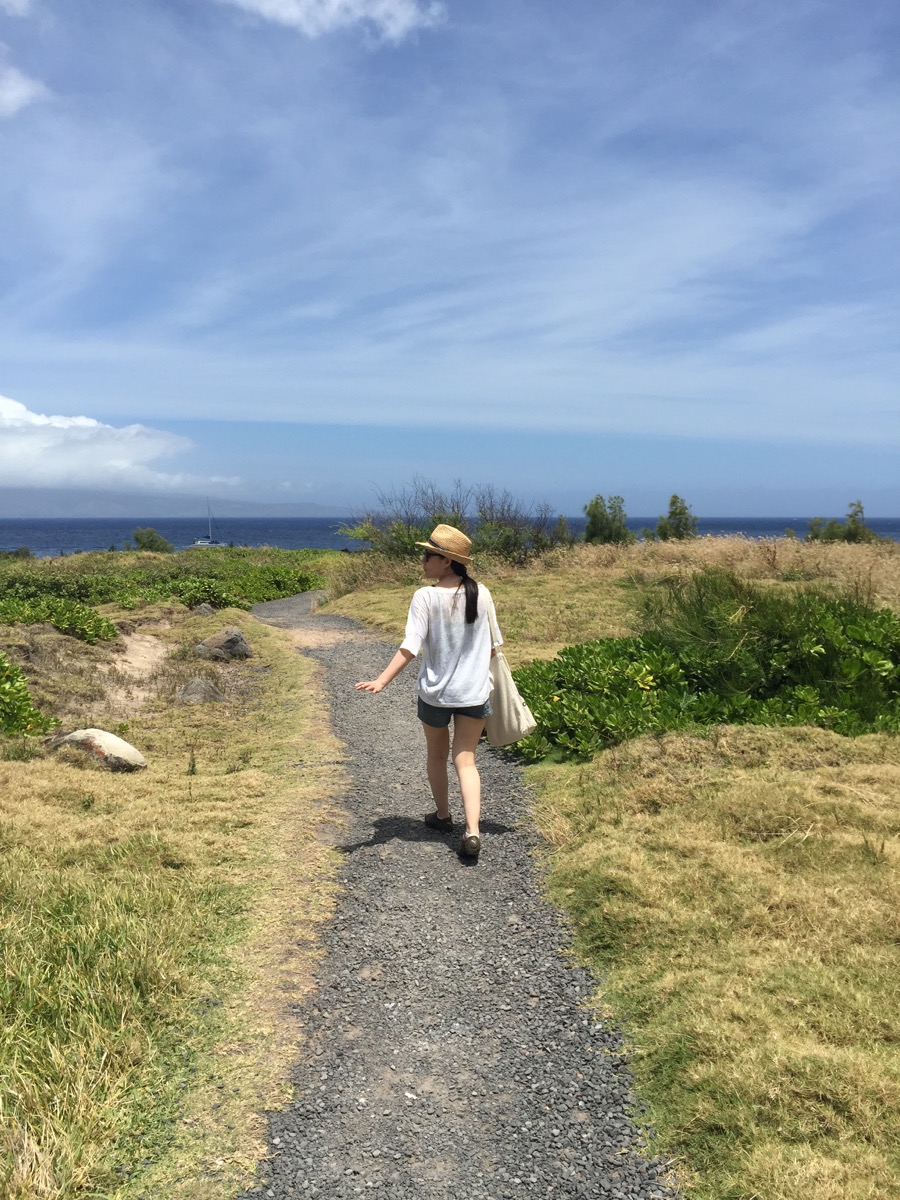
[328,537,900,1199]
[3,535,898,1198]
[323,534,900,665]
[0,603,345,1199]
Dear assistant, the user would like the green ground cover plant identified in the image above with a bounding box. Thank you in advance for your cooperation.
[0,652,56,735]
[514,568,900,761]
[0,596,118,643]
[0,547,327,612]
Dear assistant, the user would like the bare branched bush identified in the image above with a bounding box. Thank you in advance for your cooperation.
[341,477,572,566]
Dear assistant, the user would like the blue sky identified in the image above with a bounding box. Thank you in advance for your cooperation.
[0,0,898,516]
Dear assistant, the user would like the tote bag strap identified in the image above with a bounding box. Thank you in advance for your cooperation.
[487,593,502,649]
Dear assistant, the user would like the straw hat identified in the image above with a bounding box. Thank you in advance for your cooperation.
[414,523,473,566]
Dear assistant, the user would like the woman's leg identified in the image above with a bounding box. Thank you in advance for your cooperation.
[451,715,485,836]
[421,721,451,817]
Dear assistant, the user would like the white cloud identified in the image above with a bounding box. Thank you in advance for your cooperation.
[0,58,47,119]
[220,0,443,41]
[0,394,239,491]
[0,1,34,15]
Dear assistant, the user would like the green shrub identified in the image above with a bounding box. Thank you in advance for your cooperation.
[648,493,697,541]
[0,596,118,643]
[806,500,883,544]
[160,575,238,609]
[583,494,635,545]
[514,638,691,761]
[514,569,900,762]
[636,569,898,722]
[0,551,326,618]
[132,527,175,553]
[2,570,129,604]
[0,652,56,735]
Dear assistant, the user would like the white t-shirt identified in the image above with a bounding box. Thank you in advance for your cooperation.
[400,582,503,708]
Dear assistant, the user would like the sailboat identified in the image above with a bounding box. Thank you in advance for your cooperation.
[191,501,223,548]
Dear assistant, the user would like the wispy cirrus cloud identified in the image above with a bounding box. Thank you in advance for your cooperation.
[219,0,443,41]
[0,1,34,16]
[0,54,46,119]
[0,395,239,491]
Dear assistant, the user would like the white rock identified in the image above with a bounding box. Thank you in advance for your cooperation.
[57,729,148,772]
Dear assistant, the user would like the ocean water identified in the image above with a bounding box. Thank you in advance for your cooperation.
[0,517,359,557]
[0,515,898,558]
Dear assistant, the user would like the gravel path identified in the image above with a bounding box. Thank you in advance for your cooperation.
[241,599,679,1200]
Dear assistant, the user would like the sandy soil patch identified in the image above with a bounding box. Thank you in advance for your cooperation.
[119,631,169,674]
[286,627,376,650]
[103,631,169,711]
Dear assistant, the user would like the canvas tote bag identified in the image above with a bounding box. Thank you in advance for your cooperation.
[484,609,537,747]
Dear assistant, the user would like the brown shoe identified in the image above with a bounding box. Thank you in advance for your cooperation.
[460,832,481,859]
[424,811,454,833]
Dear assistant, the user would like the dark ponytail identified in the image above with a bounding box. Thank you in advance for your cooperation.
[451,560,479,624]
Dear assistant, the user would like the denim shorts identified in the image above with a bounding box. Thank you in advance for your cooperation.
[417,697,493,728]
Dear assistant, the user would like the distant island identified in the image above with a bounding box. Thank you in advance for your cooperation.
[0,488,352,520]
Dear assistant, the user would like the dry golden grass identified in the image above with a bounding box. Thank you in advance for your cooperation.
[325,537,900,667]
[566,533,900,605]
[0,607,346,1200]
[528,725,900,1200]
[323,548,634,665]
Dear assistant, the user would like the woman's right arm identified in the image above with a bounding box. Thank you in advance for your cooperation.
[356,589,427,694]
[355,648,414,694]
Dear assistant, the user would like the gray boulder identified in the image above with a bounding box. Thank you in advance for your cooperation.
[55,729,147,772]
[177,677,226,705]
[195,627,252,660]
[192,603,216,616]
[193,643,228,661]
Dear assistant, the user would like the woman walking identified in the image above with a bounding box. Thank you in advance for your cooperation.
[355,524,501,860]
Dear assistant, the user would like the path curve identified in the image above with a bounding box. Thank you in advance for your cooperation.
[241,598,678,1200]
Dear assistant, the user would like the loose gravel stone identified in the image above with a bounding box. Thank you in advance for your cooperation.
[238,600,680,1200]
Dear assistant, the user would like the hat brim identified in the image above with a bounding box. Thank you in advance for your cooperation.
[414,539,473,565]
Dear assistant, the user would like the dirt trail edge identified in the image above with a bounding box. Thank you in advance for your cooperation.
[242,598,679,1200]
